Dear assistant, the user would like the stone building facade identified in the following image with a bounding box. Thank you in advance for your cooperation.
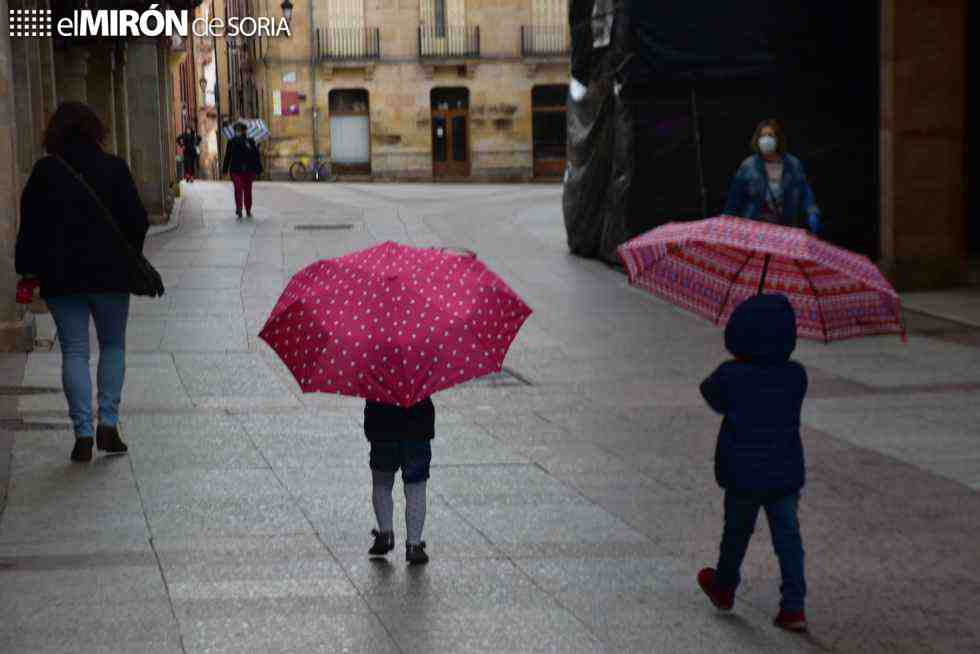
[250,0,571,180]
[0,0,192,350]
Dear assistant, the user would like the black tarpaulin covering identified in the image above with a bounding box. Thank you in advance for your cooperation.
[563,1,880,263]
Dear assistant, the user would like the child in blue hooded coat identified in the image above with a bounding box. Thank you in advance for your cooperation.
[697,293,809,633]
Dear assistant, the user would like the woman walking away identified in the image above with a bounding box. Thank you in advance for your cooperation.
[364,397,434,565]
[222,121,262,220]
[723,119,822,235]
[177,127,201,182]
[15,102,149,463]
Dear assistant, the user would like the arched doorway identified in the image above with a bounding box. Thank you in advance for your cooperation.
[329,89,371,175]
[431,87,470,178]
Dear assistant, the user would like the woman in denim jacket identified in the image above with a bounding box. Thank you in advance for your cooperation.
[723,119,821,235]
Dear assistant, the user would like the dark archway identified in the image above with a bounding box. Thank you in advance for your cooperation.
[968,1,979,256]
[532,85,569,178]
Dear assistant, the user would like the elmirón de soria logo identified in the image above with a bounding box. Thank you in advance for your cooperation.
[24,4,291,39]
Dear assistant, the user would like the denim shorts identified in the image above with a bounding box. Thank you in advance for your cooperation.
[369,440,432,483]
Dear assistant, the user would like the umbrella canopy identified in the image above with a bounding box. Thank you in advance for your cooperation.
[222,118,270,142]
[259,242,532,406]
[616,216,905,342]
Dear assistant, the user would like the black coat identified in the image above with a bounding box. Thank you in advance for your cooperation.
[177,132,200,157]
[364,398,435,442]
[700,294,808,495]
[15,143,149,299]
[222,136,262,175]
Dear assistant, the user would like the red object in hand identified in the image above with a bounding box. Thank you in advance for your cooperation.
[16,278,39,304]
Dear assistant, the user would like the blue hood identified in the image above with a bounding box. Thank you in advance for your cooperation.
[725,294,798,362]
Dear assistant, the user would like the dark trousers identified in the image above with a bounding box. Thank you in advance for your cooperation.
[230,172,255,213]
[183,155,197,180]
[369,440,432,483]
[715,490,806,612]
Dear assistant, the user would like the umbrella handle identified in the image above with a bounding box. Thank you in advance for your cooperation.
[438,247,477,258]
[757,253,771,295]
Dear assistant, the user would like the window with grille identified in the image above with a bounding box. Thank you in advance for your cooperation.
[528,0,569,55]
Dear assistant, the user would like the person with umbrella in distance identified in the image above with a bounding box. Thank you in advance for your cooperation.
[222,121,262,220]
[176,126,201,183]
[259,242,533,566]
[724,119,822,235]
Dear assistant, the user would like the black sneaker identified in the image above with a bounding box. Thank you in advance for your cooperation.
[246,211,253,219]
[70,437,94,462]
[369,529,394,557]
[406,542,429,565]
[96,424,128,455]
[235,210,242,221]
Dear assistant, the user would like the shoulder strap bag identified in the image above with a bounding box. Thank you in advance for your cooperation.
[53,155,165,298]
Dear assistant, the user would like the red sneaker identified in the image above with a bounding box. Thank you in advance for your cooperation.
[697,568,734,611]
[774,609,808,632]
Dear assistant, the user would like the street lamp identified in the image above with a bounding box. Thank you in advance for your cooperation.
[280,0,293,23]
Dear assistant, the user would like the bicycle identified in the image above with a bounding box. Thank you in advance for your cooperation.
[289,155,338,182]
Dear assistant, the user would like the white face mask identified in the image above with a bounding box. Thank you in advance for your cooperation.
[758,135,778,155]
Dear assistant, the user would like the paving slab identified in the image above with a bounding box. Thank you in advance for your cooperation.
[173,353,300,409]
[179,611,399,654]
[377,607,606,654]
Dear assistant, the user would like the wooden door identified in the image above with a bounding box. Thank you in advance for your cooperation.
[432,107,470,178]
[532,85,569,178]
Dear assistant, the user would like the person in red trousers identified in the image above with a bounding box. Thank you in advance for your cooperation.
[221,122,262,220]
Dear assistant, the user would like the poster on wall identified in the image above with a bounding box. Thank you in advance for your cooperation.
[272,89,282,116]
[282,71,296,84]
[281,91,300,116]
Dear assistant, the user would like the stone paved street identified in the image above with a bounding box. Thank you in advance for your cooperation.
[2,181,979,653]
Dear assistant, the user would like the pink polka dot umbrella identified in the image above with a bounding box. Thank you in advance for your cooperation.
[259,241,533,407]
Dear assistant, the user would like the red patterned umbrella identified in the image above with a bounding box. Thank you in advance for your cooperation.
[616,217,905,342]
[259,242,532,406]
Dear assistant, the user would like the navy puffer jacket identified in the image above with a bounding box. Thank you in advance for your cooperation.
[700,294,807,495]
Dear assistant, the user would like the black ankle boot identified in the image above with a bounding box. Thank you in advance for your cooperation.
[406,542,428,565]
[70,437,94,462]
[96,425,128,454]
[369,529,394,556]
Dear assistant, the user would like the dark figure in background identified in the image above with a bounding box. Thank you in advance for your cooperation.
[16,102,149,463]
[696,294,809,633]
[177,128,201,182]
[724,119,822,235]
[221,122,262,220]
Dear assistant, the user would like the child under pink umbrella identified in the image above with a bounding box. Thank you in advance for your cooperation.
[259,242,534,568]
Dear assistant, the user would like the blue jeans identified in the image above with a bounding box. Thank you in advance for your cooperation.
[715,491,806,612]
[47,294,130,439]
[369,440,432,483]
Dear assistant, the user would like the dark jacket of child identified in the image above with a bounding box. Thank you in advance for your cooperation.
[700,294,807,496]
[364,398,435,441]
